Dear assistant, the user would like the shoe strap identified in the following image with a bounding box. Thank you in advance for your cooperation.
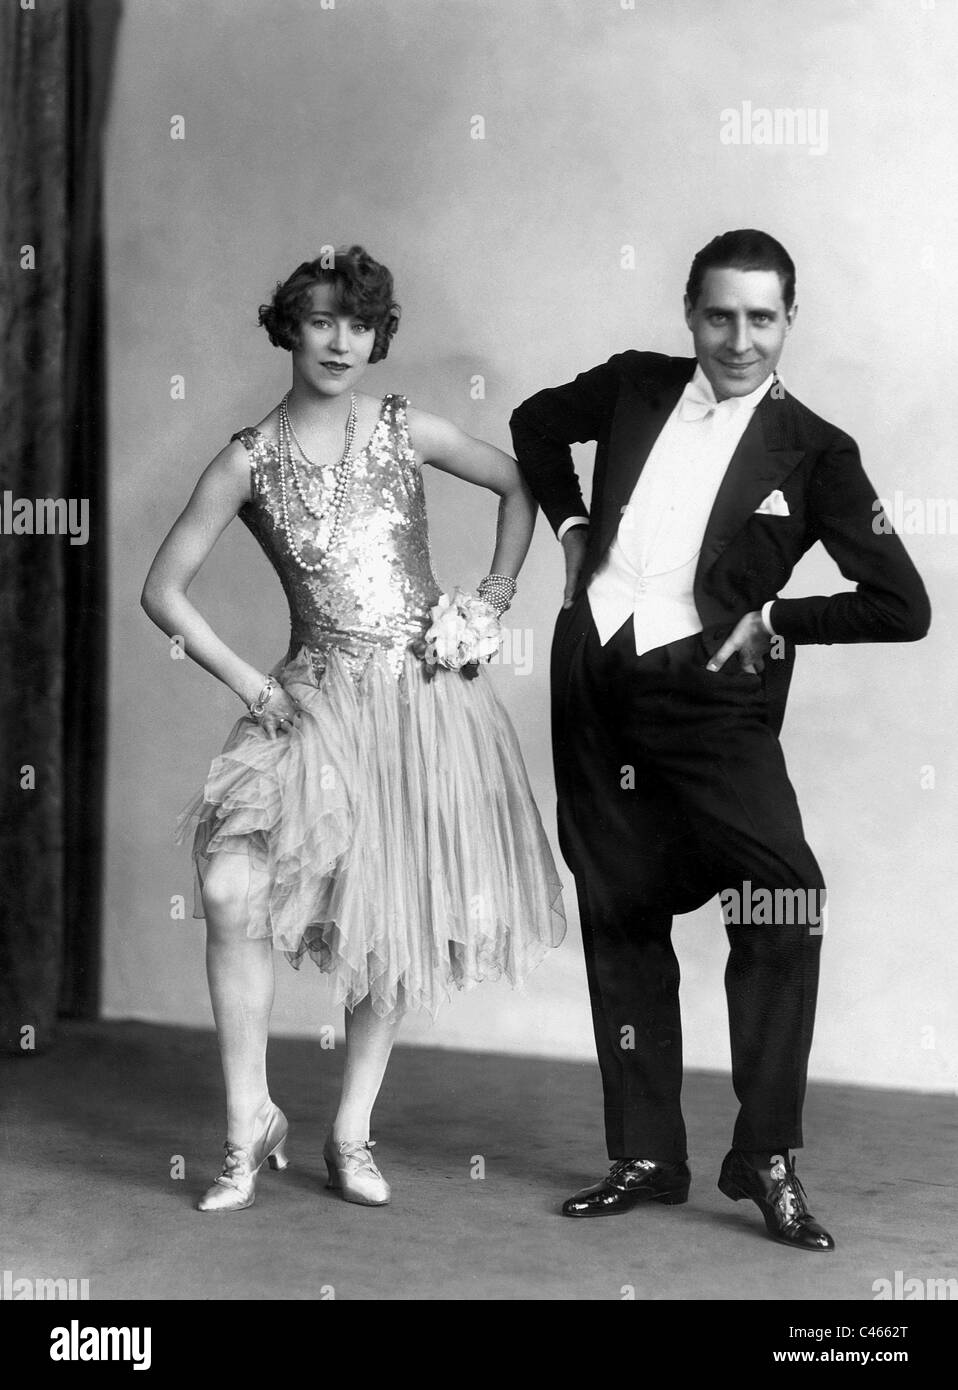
[214,1139,253,1188]
[333,1139,382,1175]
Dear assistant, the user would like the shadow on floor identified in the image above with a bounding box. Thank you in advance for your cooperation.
[2,1020,956,1300]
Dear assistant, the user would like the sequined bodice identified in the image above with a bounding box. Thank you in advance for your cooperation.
[233,395,441,680]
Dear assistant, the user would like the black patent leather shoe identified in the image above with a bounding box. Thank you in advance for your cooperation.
[562,1157,691,1217]
[718,1149,835,1251]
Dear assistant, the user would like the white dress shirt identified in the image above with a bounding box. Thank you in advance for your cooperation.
[578,366,776,655]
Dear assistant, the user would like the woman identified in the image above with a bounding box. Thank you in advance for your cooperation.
[141,245,565,1212]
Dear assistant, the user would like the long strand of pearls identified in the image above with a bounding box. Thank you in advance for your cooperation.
[276,392,357,571]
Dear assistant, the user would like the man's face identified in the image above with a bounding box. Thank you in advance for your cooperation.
[684,267,796,400]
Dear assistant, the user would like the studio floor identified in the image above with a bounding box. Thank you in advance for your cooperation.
[2,1021,956,1302]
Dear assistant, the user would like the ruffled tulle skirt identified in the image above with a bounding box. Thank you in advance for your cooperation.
[175,644,566,1017]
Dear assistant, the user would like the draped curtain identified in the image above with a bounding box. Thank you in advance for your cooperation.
[0,0,120,1053]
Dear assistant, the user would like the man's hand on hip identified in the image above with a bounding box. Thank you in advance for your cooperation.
[707,611,771,674]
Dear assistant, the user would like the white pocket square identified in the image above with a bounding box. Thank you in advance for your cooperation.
[754,489,790,517]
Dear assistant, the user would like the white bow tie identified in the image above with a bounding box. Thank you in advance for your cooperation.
[678,379,726,422]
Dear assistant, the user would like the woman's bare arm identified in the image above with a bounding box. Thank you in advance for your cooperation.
[406,407,537,580]
[140,441,294,724]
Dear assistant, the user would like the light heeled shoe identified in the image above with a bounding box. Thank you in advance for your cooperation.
[197,1102,289,1213]
[323,1135,390,1206]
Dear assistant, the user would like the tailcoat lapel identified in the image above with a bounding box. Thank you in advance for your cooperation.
[695,386,805,584]
[597,361,693,560]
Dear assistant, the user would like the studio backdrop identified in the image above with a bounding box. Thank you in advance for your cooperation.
[103,0,955,1092]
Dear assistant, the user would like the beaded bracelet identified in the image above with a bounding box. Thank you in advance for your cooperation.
[248,674,277,720]
[477,573,517,617]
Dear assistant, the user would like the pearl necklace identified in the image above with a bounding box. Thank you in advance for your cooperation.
[276,392,357,571]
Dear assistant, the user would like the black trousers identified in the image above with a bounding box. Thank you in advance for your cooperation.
[552,597,825,1162]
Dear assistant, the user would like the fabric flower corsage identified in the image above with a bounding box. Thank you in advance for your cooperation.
[419,588,503,680]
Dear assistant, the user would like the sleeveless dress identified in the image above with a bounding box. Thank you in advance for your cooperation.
[175,394,566,1018]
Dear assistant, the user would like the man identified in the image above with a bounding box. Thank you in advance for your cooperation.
[509,229,930,1251]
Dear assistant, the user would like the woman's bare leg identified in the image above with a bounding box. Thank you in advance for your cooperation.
[202,854,275,1144]
[332,992,404,1142]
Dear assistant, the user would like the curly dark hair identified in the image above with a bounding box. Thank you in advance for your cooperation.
[258,245,401,362]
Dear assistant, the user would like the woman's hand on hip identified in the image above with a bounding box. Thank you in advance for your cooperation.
[255,683,302,739]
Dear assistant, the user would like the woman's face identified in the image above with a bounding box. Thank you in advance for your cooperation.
[291,282,376,397]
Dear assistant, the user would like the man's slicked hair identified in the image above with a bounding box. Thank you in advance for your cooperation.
[686,229,796,311]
